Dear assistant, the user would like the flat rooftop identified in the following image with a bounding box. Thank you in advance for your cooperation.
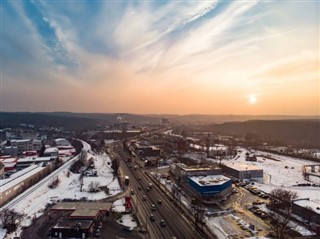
[224,162,262,171]
[177,163,220,172]
[52,202,112,218]
[17,156,52,163]
[54,219,93,229]
[293,199,320,215]
[189,175,231,186]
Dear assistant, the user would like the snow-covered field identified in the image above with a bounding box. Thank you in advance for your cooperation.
[225,149,320,203]
[201,148,320,239]
[0,152,122,239]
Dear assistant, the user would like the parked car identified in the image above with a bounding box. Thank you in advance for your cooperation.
[84,170,97,177]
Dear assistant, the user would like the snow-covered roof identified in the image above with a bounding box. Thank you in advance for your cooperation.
[17,156,52,163]
[0,157,17,163]
[293,199,320,214]
[52,202,112,218]
[54,138,70,146]
[189,175,231,186]
[11,139,32,143]
[177,163,219,172]
[224,162,262,171]
[44,147,58,153]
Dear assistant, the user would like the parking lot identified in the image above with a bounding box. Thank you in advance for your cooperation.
[205,184,272,238]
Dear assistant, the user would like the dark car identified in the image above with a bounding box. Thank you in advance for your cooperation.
[149,214,155,221]
[160,219,166,227]
[151,204,156,211]
[123,226,133,232]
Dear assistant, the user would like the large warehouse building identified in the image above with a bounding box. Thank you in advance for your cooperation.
[188,175,232,199]
[221,163,263,180]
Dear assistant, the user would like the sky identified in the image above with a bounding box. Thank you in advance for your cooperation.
[1,0,319,115]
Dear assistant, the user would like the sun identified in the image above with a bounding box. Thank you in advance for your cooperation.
[248,95,257,105]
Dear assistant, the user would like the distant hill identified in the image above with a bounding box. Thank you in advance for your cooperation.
[39,112,161,124]
[159,114,320,124]
[0,112,100,130]
[1,112,319,147]
[205,119,320,148]
[0,112,162,129]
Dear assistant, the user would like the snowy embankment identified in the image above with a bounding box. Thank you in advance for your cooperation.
[1,141,122,239]
[225,149,320,203]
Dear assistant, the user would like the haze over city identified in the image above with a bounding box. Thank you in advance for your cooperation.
[1,1,319,115]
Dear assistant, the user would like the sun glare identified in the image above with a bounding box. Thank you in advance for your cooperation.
[248,95,257,105]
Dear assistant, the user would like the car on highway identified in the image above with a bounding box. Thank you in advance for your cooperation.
[130,189,134,195]
[138,176,141,180]
[146,186,150,191]
[151,204,156,211]
[94,229,100,237]
[96,222,103,229]
[149,214,155,221]
[142,195,146,201]
[160,219,166,227]
[157,199,162,204]
[138,185,142,190]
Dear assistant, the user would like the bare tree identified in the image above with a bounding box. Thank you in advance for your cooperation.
[267,188,298,239]
[88,181,100,192]
[0,209,23,233]
[270,188,297,206]
[111,159,119,176]
[48,176,60,189]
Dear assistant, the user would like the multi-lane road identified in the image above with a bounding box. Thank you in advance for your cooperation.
[111,142,209,239]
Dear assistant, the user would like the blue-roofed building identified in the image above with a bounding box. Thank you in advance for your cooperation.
[188,175,232,199]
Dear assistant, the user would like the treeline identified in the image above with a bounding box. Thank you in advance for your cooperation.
[205,119,320,148]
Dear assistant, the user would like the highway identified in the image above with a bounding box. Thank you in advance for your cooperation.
[111,142,207,239]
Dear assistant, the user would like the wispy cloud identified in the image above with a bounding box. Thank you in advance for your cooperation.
[1,0,319,114]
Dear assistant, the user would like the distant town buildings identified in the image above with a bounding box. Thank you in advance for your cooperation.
[54,138,71,147]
